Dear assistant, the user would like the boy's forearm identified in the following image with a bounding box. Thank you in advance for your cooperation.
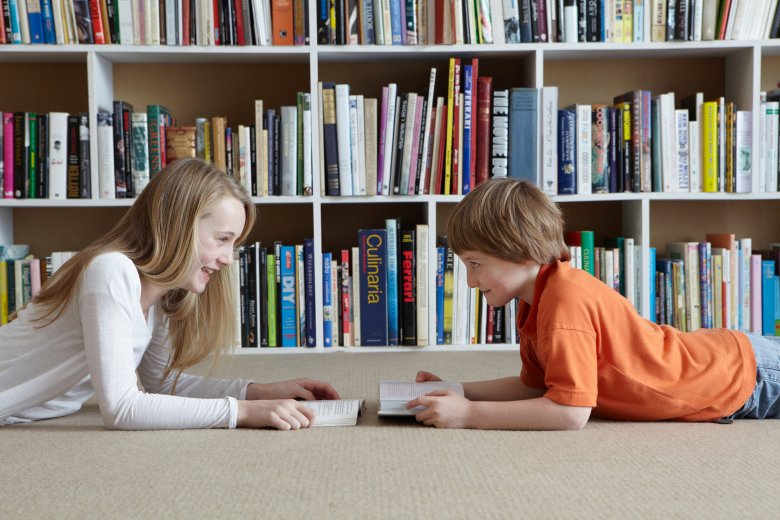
[463,377,547,401]
[467,397,591,431]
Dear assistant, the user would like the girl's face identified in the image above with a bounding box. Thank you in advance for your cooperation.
[183,196,247,294]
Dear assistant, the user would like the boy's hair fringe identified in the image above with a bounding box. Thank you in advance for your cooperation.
[447,178,570,265]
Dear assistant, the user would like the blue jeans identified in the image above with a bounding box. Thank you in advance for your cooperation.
[728,334,780,420]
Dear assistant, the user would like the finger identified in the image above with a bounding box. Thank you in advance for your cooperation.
[416,371,431,382]
[296,403,316,423]
[307,381,340,400]
[424,390,450,397]
[405,398,421,409]
[291,409,311,429]
[295,387,317,401]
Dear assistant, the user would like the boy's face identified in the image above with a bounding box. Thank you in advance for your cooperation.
[458,250,540,306]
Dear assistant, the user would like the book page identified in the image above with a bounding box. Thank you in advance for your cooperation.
[302,399,364,426]
[379,381,464,400]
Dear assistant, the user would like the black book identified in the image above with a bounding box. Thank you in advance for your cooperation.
[112,101,128,198]
[78,114,91,199]
[259,246,269,347]
[37,114,48,198]
[400,229,417,346]
[66,115,81,199]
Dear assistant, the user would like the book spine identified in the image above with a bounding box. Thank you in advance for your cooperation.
[359,229,388,346]
[279,245,297,346]
[557,109,576,194]
[3,114,13,198]
[322,251,332,347]
[400,229,416,346]
[96,112,116,199]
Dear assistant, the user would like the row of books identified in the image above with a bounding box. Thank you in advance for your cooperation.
[0,0,307,46]
[0,244,76,324]
[564,231,642,308]
[652,236,780,335]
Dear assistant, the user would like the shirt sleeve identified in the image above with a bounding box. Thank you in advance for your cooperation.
[137,315,254,401]
[78,255,239,430]
[536,327,599,408]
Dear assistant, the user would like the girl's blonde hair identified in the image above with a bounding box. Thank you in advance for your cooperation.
[447,178,570,264]
[32,158,256,387]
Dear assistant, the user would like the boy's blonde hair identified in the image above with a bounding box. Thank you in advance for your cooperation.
[447,178,570,264]
[32,158,256,388]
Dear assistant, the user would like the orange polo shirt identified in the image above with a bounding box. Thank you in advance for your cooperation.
[518,261,756,421]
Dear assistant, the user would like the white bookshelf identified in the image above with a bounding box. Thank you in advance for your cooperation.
[2,34,780,353]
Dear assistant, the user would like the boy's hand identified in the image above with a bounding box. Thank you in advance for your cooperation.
[236,399,316,430]
[415,371,443,382]
[246,379,340,401]
[406,390,473,429]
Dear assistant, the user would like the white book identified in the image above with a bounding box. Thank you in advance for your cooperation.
[243,125,252,194]
[660,93,677,191]
[96,113,116,200]
[356,95,366,196]
[255,100,265,196]
[688,121,701,192]
[303,93,313,196]
[489,0,505,44]
[280,106,298,196]
[453,0,465,43]
[541,86,558,196]
[416,223,429,347]
[765,101,779,192]
[735,111,752,193]
[625,237,636,309]
[605,248,614,291]
[335,84,353,196]
[50,0,65,43]
[573,104,591,195]
[739,237,752,333]
[502,0,520,43]
[302,400,365,427]
[378,381,465,416]
[418,68,437,195]
[675,109,690,191]
[348,95,360,197]
[16,0,29,43]
[149,0,160,44]
[692,0,703,40]
[165,0,176,44]
[47,112,69,200]
[726,0,741,40]
[117,0,133,44]
[364,98,378,196]
[317,82,325,196]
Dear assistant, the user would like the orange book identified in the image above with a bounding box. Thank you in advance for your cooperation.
[88,0,106,44]
[272,0,294,45]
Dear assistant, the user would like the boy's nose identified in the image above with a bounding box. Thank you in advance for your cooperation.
[466,272,478,289]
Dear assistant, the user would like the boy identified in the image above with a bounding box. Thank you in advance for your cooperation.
[407,179,780,429]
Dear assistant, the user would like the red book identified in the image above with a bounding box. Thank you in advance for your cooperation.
[340,250,351,346]
[434,0,444,44]
[475,76,492,187]
[422,106,436,195]
[88,0,106,43]
[182,0,191,45]
[272,0,294,45]
[0,3,6,44]
[234,0,246,45]
[486,305,494,344]
[717,0,732,40]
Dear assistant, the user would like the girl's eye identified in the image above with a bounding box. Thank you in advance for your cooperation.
[219,237,230,244]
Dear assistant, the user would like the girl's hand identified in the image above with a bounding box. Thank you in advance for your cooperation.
[246,379,340,401]
[415,371,443,382]
[236,399,316,430]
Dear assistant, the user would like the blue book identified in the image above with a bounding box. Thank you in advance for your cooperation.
[557,109,576,194]
[322,252,333,347]
[385,219,399,345]
[389,0,403,44]
[26,0,45,43]
[279,245,297,347]
[762,261,776,336]
[359,229,388,346]
[40,0,56,43]
[436,246,445,344]
[508,88,538,185]
[462,65,473,194]
[304,238,316,347]
[698,242,712,329]
[648,247,656,323]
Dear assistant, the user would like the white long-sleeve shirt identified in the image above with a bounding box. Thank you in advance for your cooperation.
[0,252,253,430]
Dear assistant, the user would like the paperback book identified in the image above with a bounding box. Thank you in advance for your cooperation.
[378,380,465,416]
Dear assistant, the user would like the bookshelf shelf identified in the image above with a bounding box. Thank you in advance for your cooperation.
[3,32,780,352]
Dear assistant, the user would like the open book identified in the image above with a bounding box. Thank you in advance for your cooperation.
[378,380,465,416]
[302,399,365,427]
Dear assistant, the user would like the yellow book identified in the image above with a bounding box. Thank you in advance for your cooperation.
[444,58,457,195]
[701,101,719,192]
[0,261,7,324]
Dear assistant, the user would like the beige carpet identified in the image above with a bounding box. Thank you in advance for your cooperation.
[3,351,779,519]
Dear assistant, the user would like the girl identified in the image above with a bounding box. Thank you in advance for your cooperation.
[0,158,339,430]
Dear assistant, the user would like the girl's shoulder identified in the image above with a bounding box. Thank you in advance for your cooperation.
[82,252,140,295]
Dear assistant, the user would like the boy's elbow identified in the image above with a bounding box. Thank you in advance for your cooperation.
[564,406,592,430]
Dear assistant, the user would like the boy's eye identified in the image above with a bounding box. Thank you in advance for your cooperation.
[470,262,480,269]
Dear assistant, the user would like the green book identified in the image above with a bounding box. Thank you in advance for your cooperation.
[267,253,277,347]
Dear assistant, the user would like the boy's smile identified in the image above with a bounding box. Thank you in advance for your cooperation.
[458,250,540,306]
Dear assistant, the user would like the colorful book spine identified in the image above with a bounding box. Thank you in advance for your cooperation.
[279,245,297,346]
[266,253,278,347]
[557,108,576,194]
[701,101,718,192]
[322,251,333,347]
[304,238,316,347]
[436,245,445,344]
[385,219,399,345]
